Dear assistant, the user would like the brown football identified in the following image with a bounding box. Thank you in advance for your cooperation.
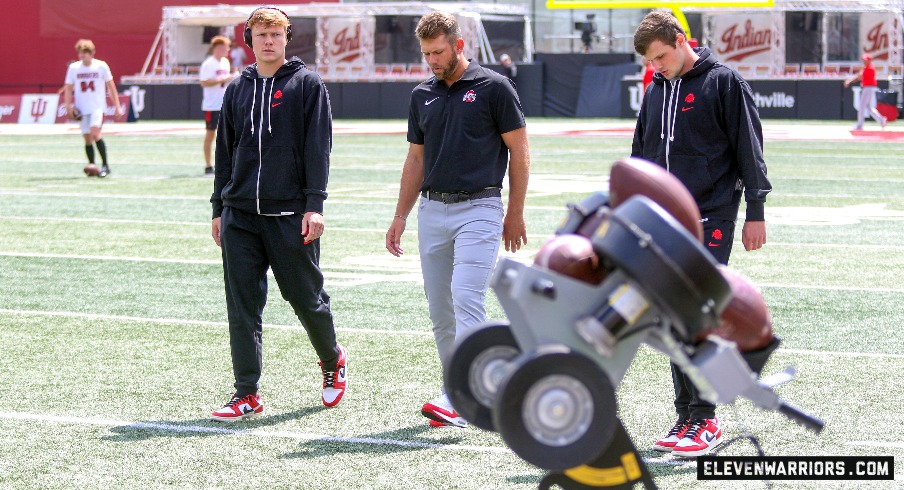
[83,163,100,176]
[575,208,610,238]
[697,266,773,351]
[609,157,703,242]
[534,234,607,284]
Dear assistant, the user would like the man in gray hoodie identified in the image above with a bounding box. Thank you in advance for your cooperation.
[209,7,347,421]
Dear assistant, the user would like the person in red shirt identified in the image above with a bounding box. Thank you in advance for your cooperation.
[844,53,887,130]
[642,61,655,96]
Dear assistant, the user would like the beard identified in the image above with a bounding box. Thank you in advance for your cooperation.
[434,55,460,81]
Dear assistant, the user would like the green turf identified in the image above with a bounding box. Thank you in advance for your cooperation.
[0,121,902,489]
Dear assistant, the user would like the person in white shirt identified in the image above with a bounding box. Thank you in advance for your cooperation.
[63,39,123,178]
[230,44,247,72]
[200,36,238,175]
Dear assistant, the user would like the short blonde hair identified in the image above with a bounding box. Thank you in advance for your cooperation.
[75,39,96,54]
[210,35,231,49]
[415,11,461,45]
[247,8,290,33]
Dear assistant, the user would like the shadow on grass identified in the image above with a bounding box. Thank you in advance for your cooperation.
[503,449,697,487]
[641,449,698,480]
[281,423,466,459]
[102,405,328,442]
[506,474,542,485]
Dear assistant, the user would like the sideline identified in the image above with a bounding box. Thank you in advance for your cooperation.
[3,119,903,141]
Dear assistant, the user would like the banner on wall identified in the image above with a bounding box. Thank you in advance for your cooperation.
[710,13,777,64]
[860,12,899,63]
[317,16,375,70]
[0,95,21,123]
[19,94,60,124]
[0,92,130,124]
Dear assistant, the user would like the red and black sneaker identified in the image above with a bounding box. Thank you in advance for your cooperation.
[210,393,264,422]
[421,394,468,428]
[319,344,348,407]
[672,418,723,457]
[652,417,690,452]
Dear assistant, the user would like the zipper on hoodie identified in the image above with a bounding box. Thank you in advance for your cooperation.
[255,77,269,214]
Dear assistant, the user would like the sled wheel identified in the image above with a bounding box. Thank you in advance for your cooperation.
[445,321,520,431]
[494,348,617,471]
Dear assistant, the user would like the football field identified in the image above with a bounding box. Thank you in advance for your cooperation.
[0,119,902,489]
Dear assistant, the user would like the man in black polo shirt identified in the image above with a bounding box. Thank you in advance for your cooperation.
[385,11,530,428]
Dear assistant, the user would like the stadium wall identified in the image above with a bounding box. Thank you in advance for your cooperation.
[0,0,331,96]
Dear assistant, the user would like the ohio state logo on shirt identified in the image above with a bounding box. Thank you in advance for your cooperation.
[462,90,477,103]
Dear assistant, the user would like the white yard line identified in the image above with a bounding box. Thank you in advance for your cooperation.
[757,283,904,294]
[0,410,894,467]
[4,251,904,291]
[2,308,903,360]
[0,308,432,336]
[0,411,510,454]
[0,410,698,467]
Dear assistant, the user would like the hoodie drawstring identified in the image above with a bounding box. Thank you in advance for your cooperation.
[660,86,667,140]
[250,79,257,135]
[267,79,274,134]
[258,78,267,137]
[662,78,682,172]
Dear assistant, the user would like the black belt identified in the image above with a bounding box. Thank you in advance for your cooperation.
[421,187,501,204]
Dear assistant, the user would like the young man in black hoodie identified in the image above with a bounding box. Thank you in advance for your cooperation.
[209,7,347,421]
[631,10,771,457]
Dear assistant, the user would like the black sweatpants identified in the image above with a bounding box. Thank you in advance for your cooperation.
[671,218,735,420]
[220,206,338,397]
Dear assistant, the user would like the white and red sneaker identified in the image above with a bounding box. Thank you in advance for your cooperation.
[421,394,468,428]
[210,393,264,422]
[319,344,348,408]
[652,417,690,452]
[672,418,723,457]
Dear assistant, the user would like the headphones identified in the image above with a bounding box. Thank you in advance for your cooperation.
[243,6,293,47]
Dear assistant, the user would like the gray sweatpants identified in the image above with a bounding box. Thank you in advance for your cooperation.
[417,196,504,373]
[856,85,884,129]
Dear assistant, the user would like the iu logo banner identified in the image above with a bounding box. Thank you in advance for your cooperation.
[712,13,776,63]
[19,94,59,124]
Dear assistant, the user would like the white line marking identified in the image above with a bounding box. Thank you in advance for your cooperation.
[0,190,210,201]
[2,309,902,359]
[0,216,399,234]
[5,250,904,293]
[766,242,904,251]
[758,283,904,294]
[0,411,510,454]
[849,441,904,449]
[0,410,698,466]
[7,215,904,250]
[0,308,433,336]
[0,251,220,265]
[777,348,904,360]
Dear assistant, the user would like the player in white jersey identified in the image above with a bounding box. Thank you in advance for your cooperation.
[199,35,238,175]
[63,39,122,178]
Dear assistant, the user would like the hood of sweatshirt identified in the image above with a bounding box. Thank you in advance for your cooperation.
[211,56,333,218]
[241,57,306,137]
[631,47,771,221]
